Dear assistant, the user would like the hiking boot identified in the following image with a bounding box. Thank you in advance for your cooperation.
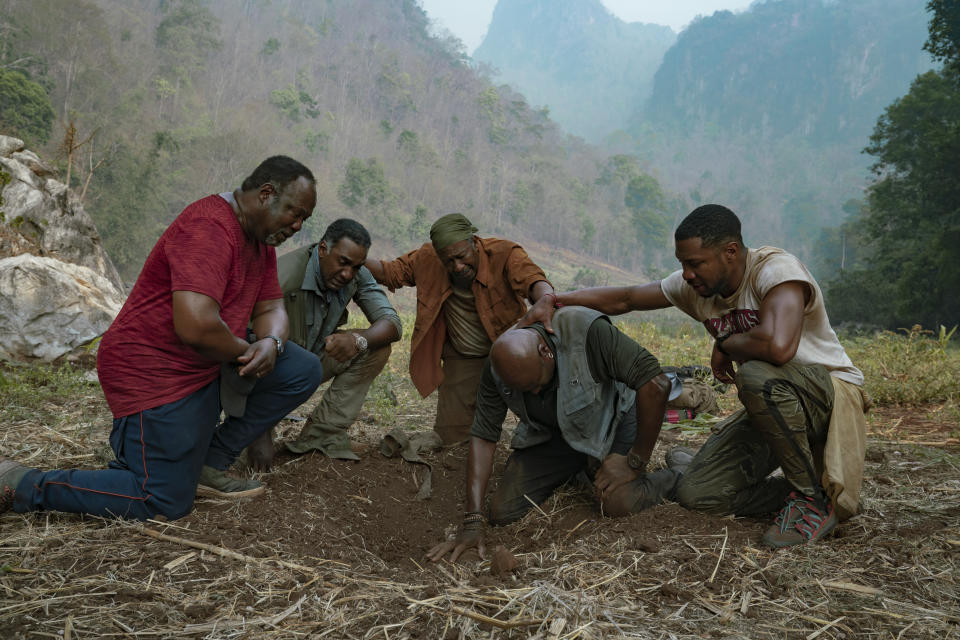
[0,459,32,513]
[196,465,264,499]
[762,492,838,548]
[664,447,697,474]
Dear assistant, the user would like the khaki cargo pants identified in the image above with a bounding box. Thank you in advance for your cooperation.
[286,344,392,457]
[675,360,835,516]
[433,341,487,444]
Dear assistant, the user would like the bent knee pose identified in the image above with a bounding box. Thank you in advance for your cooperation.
[427,306,677,563]
[365,214,554,445]
[244,218,402,470]
[523,204,869,549]
[0,156,323,521]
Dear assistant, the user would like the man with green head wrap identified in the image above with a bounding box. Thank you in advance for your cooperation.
[366,213,554,444]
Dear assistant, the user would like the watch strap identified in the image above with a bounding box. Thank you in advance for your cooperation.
[626,452,648,471]
[263,334,283,354]
[352,332,368,353]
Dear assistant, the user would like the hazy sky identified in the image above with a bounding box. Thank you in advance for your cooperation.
[420,0,757,52]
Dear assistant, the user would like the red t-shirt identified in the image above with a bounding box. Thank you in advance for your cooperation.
[97,195,283,417]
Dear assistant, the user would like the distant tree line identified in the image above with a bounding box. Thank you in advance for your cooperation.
[817,0,960,330]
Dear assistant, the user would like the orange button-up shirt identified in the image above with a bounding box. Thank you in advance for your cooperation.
[377,236,549,397]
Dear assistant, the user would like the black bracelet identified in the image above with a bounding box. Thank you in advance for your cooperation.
[715,334,730,356]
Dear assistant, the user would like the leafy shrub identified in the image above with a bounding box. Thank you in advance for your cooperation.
[846,325,960,404]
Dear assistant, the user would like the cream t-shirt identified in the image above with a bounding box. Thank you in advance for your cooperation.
[660,246,863,385]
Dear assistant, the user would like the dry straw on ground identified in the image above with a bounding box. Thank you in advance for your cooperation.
[1,324,959,638]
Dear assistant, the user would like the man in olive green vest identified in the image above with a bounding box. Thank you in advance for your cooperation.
[245,218,401,470]
[427,306,678,562]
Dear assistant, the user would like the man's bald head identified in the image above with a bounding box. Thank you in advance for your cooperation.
[490,328,555,393]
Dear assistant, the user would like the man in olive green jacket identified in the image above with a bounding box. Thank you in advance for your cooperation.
[245,219,401,470]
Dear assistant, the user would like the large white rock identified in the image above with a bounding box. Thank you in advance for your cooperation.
[0,136,24,157]
[0,134,122,290]
[0,254,125,361]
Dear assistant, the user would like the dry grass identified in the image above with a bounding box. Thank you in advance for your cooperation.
[1,325,959,638]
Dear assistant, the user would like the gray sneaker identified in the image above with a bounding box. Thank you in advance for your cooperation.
[0,459,32,513]
[664,447,697,474]
[196,465,264,499]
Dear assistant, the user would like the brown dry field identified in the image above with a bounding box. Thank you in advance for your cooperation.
[1,360,959,639]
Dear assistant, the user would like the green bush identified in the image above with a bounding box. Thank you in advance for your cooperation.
[846,325,960,404]
[0,69,55,144]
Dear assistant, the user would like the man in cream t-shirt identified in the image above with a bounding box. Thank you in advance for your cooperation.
[523,204,870,548]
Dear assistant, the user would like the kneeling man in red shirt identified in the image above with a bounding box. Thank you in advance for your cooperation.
[0,156,324,521]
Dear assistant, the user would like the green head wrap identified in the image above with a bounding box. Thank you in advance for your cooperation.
[430,213,478,251]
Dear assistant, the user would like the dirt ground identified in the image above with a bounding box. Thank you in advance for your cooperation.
[1,383,959,638]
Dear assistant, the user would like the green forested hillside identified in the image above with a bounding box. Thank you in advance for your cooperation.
[820,0,960,329]
[646,0,931,143]
[475,0,933,269]
[474,0,676,142]
[0,0,676,280]
[615,0,932,268]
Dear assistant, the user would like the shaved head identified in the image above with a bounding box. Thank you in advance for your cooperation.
[491,329,555,393]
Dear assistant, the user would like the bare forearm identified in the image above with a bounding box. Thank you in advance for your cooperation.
[357,317,400,351]
[719,281,805,366]
[251,307,289,343]
[182,321,250,363]
[631,374,670,463]
[720,324,798,366]
[554,286,633,315]
[557,282,671,315]
[465,437,497,513]
[364,259,385,283]
[528,280,554,304]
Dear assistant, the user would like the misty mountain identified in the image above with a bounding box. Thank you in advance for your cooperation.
[644,0,933,143]
[474,0,675,142]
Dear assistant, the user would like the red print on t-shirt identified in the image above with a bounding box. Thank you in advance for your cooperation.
[704,309,760,338]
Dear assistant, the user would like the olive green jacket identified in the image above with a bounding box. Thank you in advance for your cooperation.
[279,243,401,354]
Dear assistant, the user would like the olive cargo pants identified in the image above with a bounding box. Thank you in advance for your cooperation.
[433,342,487,444]
[675,360,835,516]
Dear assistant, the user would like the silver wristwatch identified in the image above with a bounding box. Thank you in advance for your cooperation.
[352,332,368,353]
[263,334,284,354]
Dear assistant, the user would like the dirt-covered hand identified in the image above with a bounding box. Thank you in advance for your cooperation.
[237,339,278,378]
[426,525,486,563]
[594,453,638,499]
[516,294,557,334]
[711,344,736,384]
[324,333,359,363]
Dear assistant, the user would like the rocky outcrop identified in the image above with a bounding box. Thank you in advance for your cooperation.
[0,134,125,361]
[0,134,122,290]
[0,254,125,361]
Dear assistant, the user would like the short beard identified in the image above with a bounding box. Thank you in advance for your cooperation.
[262,195,288,246]
[264,232,286,246]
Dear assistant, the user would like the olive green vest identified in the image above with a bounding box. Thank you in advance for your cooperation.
[491,306,636,459]
[278,243,354,354]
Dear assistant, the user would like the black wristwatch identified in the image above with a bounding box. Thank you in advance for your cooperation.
[627,452,648,472]
[263,334,284,354]
[715,331,732,356]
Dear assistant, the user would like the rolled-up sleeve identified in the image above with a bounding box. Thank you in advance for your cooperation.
[504,245,549,300]
[469,361,508,442]
[353,267,402,336]
[377,247,420,291]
